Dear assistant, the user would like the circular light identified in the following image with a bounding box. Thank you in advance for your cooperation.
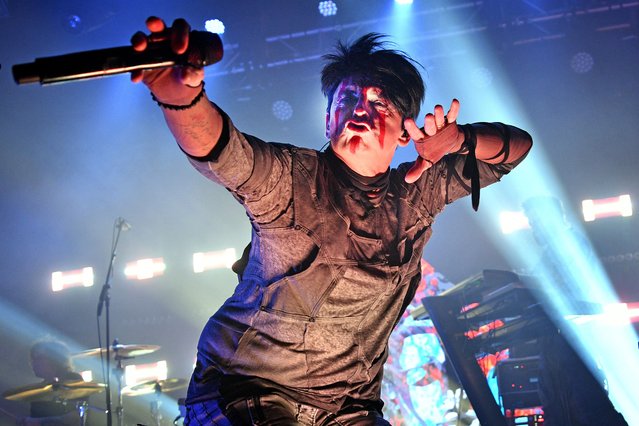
[205,19,225,34]
[318,1,338,17]
[570,52,594,74]
[272,100,293,121]
[63,14,83,34]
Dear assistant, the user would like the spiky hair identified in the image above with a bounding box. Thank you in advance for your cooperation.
[321,33,425,120]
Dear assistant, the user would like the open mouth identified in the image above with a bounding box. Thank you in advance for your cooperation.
[346,121,370,132]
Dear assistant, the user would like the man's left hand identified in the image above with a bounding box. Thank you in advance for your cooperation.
[404,99,464,183]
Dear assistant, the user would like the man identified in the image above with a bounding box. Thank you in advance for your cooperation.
[17,340,84,426]
[131,17,532,425]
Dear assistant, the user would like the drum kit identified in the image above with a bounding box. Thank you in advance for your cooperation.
[2,343,187,426]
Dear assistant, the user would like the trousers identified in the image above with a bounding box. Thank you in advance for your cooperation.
[184,393,390,426]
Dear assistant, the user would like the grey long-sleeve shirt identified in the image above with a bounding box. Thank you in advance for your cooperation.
[184,110,527,411]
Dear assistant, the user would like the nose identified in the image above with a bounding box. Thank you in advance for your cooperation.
[353,96,370,117]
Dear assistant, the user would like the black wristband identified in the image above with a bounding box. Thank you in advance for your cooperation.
[151,82,206,111]
[460,124,481,211]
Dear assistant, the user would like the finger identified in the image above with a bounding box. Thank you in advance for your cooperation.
[446,98,460,123]
[171,18,191,55]
[434,105,445,129]
[146,16,166,33]
[131,31,148,52]
[404,118,425,141]
[404,157,431,184]
[424,113,437,136]
[130,69,144,83]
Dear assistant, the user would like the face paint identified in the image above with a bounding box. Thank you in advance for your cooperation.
[327,79,405,177]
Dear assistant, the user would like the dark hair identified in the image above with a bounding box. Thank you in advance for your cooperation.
[321,33,425,121]
[30,339,73,373]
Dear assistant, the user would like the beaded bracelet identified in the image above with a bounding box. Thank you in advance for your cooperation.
[151,82,206,111]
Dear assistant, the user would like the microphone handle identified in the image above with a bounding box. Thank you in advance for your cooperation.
[14,45,177,85]
[13,31,222,85]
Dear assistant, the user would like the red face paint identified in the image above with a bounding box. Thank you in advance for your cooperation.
[328,80,404,176]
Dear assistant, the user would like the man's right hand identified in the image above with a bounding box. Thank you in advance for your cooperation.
[130,16,205,105]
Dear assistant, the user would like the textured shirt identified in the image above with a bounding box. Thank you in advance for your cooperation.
[184,110,526,411]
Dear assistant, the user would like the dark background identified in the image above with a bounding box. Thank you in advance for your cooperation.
[1,1,638,424]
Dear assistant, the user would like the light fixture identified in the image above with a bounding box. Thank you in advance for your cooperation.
[571,52,594,74]
[272,100,293,121]
[205,19,225,34]
[193,248,237,273]
[318,1,337,17]
[51,267,94,292]
[582,194,632,222]
[124,258,166,280]
[124,360,168,387]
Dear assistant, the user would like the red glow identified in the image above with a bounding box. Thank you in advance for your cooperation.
[465,319,506,339]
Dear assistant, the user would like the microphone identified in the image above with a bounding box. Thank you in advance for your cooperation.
[12,30,223,85]
[117,217,132,231]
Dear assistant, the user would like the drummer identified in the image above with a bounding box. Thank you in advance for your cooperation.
[17,340,84,426]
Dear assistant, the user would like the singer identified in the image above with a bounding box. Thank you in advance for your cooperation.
[131,16,532,425]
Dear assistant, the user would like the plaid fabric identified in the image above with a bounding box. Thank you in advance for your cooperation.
[185,399,233,426]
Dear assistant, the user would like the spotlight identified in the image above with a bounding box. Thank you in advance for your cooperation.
[471,67,494,88]
[62,14,83,34]
[124,360,168,387]
[124,258,166,281]
[51,267,94,292]
[80,370,93,382]
[582,194,632,222]
[499,211,530,234]
[272,100,293,121]
[205,19,225,34]
[318,1,337,17]
[193,248,237,273]
[395,0,414,4]
[570,52,594,74]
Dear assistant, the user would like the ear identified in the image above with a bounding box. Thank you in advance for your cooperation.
[398,129,410,147]
[325,112,331,139]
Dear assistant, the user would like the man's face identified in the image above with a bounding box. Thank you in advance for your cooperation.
[31,353,57,380]
[326,78,408,176]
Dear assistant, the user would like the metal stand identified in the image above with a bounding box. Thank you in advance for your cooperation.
[113,343,126,426]
[150,382,163,426]
[77,401,88,426]
[96,217,129,426]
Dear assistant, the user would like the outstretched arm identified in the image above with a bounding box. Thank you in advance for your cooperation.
[130,16,223,157]
[403,99,532,183]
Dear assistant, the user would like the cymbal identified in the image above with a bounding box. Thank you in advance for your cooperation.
[72,344,160,359]
[122,378,188,397]
[3,380,105,402]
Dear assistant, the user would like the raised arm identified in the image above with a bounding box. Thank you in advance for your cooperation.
[403,99,532,183]
[130,16,223,157]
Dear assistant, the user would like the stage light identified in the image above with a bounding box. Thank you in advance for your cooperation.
[395,0,414,4]
[567,302,638,326]
[193,248,237,273]
[62,14,83,34]
[124,258,166,280]
[272,100,293,121]
[318,1,337,17]
[51,267,94,292]
[205,19,225,34]
[80,370,93,382]
[499,211,530,234]
[124,360,168,387]
[471,67,494,88]
[582,194,632,222]
[571,52,594,74]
